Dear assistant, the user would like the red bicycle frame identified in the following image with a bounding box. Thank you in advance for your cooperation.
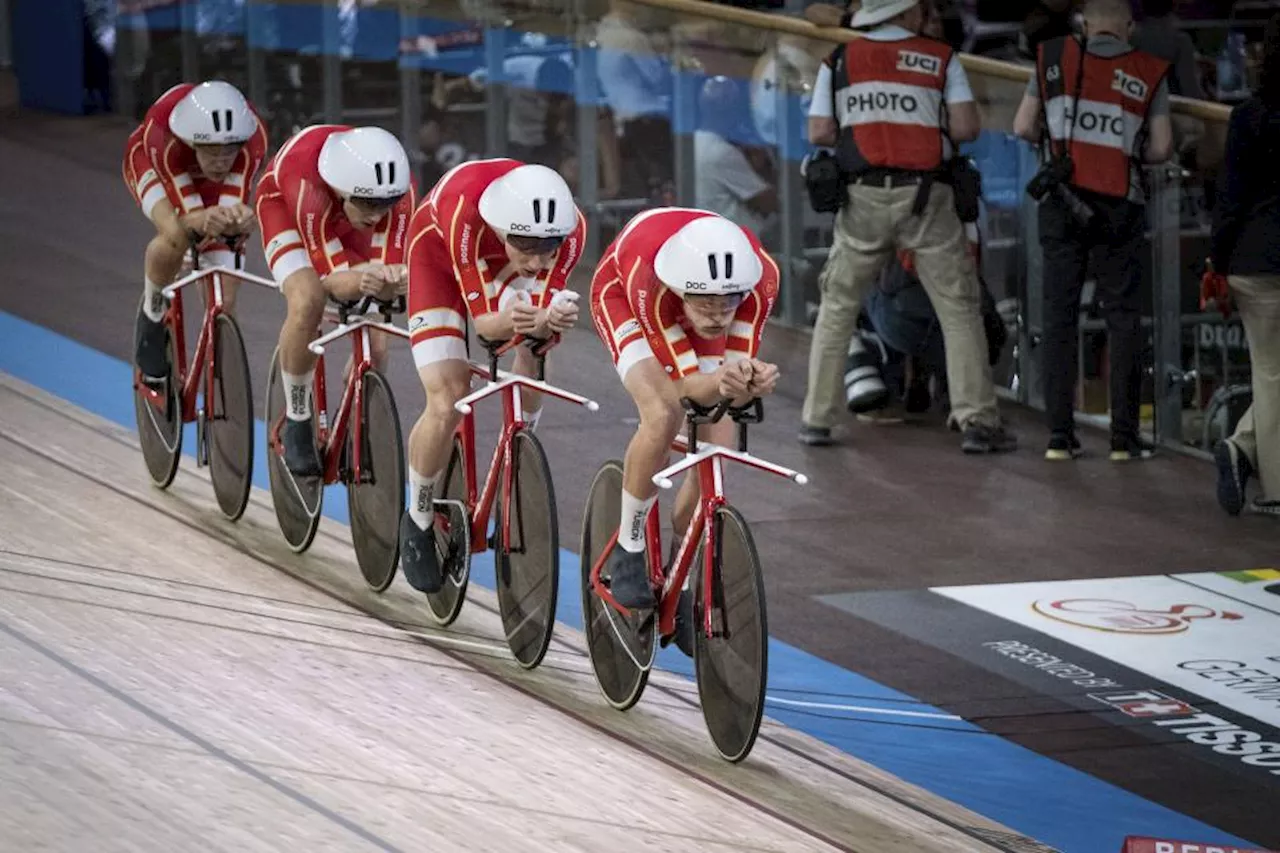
[448,336,599,554]
[135,253,275,432]
[588,400,807,640]
[269,300,410,486]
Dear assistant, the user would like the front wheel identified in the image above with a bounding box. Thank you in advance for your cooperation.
[207,313,254,521]
[580,460,652,711]
[132,297,182,488]
[264,346,323,552]
[693,504,769,764]
[347,368,405,592]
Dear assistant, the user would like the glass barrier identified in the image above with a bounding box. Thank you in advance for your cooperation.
[104,0,1238,455]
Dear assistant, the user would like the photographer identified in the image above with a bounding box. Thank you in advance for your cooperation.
[799,0,1014,454]
[1013,0,1172,461]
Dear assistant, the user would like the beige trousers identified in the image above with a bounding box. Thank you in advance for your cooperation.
[801,178,1000,429]
[1228,274,1280,501]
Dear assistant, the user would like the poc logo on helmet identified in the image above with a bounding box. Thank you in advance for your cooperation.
[1112,69,1149,101]
[192,132,212,141]
[509,222,533,232]
[353,186,378,195]
[684,281,710,290]
[896,50,941,76]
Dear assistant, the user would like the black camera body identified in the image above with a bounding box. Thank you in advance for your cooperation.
[1026,155,1095,227]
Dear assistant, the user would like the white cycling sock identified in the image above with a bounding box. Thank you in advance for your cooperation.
[282,370,314,422]
[408,468,438,531]
[522,408,542,433]
[619,489,656,554]
[142,276,165,322]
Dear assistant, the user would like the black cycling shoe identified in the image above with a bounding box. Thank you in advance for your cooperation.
[606,543,655,610]
[135,312,170,381]
[399,513,443,593]
[281,418,323,478]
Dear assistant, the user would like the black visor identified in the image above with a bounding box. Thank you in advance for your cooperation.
[506,233,566,255]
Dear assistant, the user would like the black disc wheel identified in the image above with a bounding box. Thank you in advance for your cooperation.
[494,429,559,670]
[423,436,471,626]
[264,346,323,553]
[132,298,183,489]
[347,368,405,592]
[580,460,652,711]
[207,314,254,522]
[693,504,769,764]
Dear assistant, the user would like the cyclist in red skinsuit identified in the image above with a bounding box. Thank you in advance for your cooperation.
[122,81,267,381]
[397,159,586,593]
[255,124,418,478]
[588,207,781,653]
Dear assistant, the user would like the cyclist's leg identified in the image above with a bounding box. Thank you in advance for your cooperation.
[399,262,471,593]
[125,132,187,378]
[510,344,544,430]
[259,190,328,476]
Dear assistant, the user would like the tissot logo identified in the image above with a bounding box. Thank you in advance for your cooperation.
[1088,689,1197,719]
[896,50,940,76]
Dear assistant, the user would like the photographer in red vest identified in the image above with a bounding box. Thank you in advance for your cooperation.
[801,0,1015,455]
[1014,0,1172,462]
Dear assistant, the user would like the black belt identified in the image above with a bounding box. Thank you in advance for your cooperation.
[851,168,929,188]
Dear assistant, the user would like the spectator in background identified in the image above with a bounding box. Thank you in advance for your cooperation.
[694,76,779,246]
[595,1,674,200]
[1133,0,1204,98]
[1211,13,1280,517]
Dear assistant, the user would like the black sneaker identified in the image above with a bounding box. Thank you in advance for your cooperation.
[605,543,654,610]
[1110,435,1156,461]
[1044,432,1083,461]
[798,424,835,446]
[1248,498,1280,517]
[282,418,323,478]
[1214,439,1252,516]
[961,422,1017,454]
[399,513,443,593]
[135,312,170,381]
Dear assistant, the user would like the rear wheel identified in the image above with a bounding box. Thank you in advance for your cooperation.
[423,436,471,626]
[207,314,254,521]
[581,460,652,711]
[132,298,182,488]
[693,504,768,763]
[347,369,404,592]
[494,429,559,670]
[264,346,323,552]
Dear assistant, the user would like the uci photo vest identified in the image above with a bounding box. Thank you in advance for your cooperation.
[830,34,952,175]
[1037,36,1170,199]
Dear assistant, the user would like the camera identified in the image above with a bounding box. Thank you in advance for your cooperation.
[1026,156,1095,227]
[845,333,889,414]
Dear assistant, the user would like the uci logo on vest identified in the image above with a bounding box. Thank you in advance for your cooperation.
[896,50,941,77]
[1112,69,1149,102]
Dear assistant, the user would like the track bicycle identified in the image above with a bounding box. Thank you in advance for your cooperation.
[422,330,599,671]
[264,295,410,592]
[581,397,807,762]
[132,234,277,520]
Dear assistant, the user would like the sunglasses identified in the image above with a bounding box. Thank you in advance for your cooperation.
[506,234,566,255]
[348,193,405,213]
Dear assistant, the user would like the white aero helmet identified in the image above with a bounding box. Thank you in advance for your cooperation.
[654,214,763,296]
[478,163,576,240]
[169,81,257,146]
[318,127,411,204]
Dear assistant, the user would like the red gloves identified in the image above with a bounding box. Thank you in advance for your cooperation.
[1200,260,1232,319]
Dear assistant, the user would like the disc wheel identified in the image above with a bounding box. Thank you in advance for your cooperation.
[423,436,471,626]
[207,314,254,521]
[264,346,323,552]
[580,460,652,711]
[347,369,405,592]
[494,430,559,670]
[693,504,768,763]
[132,298,182,489]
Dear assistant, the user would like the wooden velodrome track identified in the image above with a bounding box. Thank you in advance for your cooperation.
[1,87,1277,851]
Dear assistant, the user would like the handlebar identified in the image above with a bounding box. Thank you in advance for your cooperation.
[332,294,406,324]
[681,396,764,454]
[478,333,560,383]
